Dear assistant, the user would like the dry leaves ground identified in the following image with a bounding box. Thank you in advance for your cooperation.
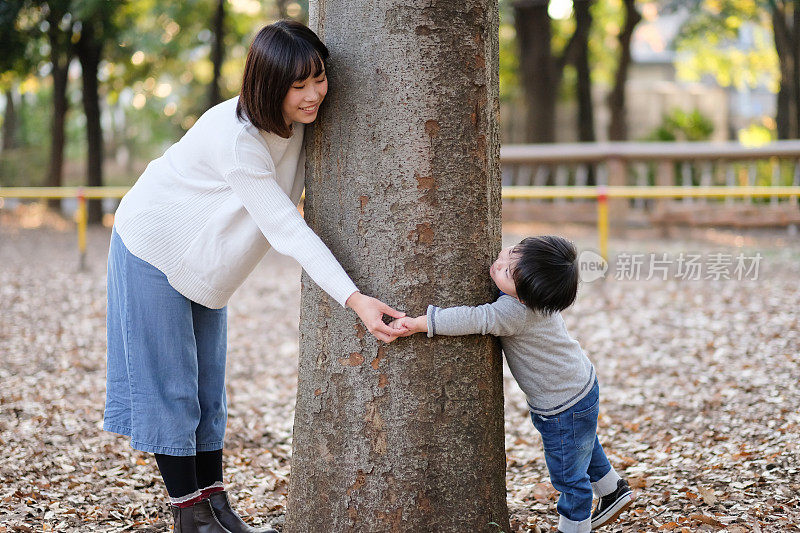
[1,206,799,532]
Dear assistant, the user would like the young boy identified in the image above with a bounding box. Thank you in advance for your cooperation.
[390,236,633,533]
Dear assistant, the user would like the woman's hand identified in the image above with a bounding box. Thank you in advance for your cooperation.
[346,292,406,343]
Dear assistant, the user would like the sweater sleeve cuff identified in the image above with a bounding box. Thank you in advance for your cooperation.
[337,286,360,309]
[426,305,437,338]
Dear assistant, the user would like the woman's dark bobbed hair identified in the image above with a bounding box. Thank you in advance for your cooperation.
[236,20,329,138]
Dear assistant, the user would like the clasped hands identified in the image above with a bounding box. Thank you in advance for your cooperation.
[345,292,427,343]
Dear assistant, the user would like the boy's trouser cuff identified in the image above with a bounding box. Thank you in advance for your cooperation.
[558,514,591,533]
[592,467,622,498]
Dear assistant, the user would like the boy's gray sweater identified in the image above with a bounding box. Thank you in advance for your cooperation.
[426,295,595,416]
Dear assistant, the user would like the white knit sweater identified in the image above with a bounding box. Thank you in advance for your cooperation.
[114,96,358,309]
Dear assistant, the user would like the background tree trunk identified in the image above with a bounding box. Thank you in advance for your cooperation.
[276,0,290,19]
[76,19,104,224]
[573,0,595,143]
[2,88,18,152]
[514,0,583,147]
[792,3,800,138]
[573,0,595,184]
[606,0,641,141]
[46,9,72,211]
[514,0,556,143]
[286,1,508,531]
[208,0,225,108]
[772,2,798,139]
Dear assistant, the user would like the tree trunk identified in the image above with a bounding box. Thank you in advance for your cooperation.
[286,1,508,532]
[514,0,556,143]
[792,2,800,211]
[513,0,582,144]
[209,0,225,108]
[573,0,594,143]
[76,20,104,224]
[606,0,641,141]
[792,2,800,139]
[573,0,595,184]
[773,4,795,139]
[276,0,290,19]
[46,14,72,211]
[2,88,17,152]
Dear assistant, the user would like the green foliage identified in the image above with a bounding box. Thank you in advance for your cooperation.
[0,2,26,75]
[738,120,776,146]
[1,0,310,187]
[0,0,44,89]
[586,0,630,87]
[497,0,645,104]
[673,0,779,91]
[0,86,80,185]
[0,147,49,186]
[499,22,519,103]
[498,0,519,104]
[645,108,715,141]
[16,85,55,148]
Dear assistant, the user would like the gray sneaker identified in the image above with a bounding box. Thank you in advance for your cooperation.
[591,478,634,529]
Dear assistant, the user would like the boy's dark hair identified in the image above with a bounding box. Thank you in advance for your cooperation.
[511,236,579,315]
[237,21,329,138]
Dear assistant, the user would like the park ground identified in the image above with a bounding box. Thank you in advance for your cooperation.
[1,204,799,532]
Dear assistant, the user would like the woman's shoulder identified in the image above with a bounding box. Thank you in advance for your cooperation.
[199,99,269,168]
[196,100,306,173]
[182,96,249,148]
[234,122,305,167]
[191,95,240,129]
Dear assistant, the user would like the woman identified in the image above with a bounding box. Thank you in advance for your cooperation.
[104,21,404,533]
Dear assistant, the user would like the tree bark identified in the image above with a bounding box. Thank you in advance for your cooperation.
[76,19,104,224]
[606,0,641,141]
[286,1,508,532]
[209,0,225,108]
[46,9,72,211]
[2,88,17,152]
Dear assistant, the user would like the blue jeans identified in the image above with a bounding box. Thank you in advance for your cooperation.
[104,228,228,456]
[530,379,612,531]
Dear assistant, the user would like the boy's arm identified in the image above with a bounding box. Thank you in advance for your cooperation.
[426,296,527,338]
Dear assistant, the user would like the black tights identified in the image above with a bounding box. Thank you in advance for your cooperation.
[154,449,224,498]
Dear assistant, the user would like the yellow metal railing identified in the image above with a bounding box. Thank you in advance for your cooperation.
[502,185,800,199]
[2,185,799,268]
[503,186,800,259]
[0,186,130,199]
[0,186,129,270]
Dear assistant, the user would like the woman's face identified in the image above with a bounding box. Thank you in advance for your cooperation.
[282,70,328,127]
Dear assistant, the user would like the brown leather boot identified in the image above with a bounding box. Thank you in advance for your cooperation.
[208,491,277,533]
[171,499,232,533]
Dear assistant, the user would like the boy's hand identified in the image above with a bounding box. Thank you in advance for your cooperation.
[387,317,413,335]
[388,316,427,337]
